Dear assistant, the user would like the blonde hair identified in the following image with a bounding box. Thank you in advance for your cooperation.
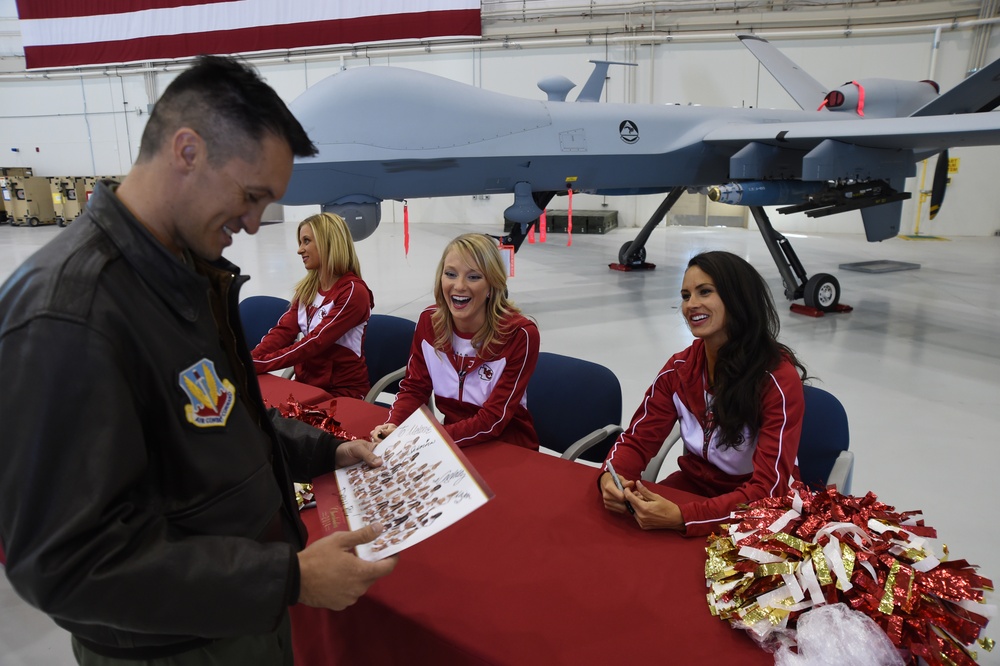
[292,212,362,305]
[431,233,521,357]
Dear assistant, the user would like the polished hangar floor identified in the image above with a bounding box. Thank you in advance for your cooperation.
[1,219,999,665]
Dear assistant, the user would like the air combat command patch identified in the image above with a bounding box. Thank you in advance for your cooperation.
[179,358,236,427]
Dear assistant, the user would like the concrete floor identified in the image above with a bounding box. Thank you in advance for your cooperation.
[2,217,999,664]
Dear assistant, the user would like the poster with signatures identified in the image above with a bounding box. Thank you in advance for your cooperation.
[327,405,494,561]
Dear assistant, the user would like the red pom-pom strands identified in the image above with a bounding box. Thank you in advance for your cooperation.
[706,483,995,665]
[271,396,356,442]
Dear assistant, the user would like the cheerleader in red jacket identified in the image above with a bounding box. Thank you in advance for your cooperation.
[370,233,540,449]
[252,212,373,399]
[600,251,806,537]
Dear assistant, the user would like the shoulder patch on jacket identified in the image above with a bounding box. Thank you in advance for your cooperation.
[179,358,236,427]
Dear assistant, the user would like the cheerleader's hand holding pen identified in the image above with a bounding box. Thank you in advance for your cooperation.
[602,460,636,515]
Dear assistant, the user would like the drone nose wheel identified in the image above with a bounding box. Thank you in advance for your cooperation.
[618,241,646,267]
[803,273,840,311]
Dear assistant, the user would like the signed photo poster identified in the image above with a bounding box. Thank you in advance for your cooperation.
[335,405,495,561]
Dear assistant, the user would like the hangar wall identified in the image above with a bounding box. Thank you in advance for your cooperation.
[0,23,998,238]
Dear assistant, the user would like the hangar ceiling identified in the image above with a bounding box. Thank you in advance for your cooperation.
[0,0,995,74]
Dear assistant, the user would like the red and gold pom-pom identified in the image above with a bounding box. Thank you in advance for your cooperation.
[271,396,356,441]
[706,483,994,665]
[293,483,314,511]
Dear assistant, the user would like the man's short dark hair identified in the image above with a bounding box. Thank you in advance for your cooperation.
[137,55,317,164]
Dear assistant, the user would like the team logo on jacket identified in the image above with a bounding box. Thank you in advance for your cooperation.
[179,358,236,428]
[478,364,494,381]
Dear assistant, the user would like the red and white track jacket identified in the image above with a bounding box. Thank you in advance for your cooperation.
[605,338,803,537]
[252,273,373,399]
[389,307,540,449]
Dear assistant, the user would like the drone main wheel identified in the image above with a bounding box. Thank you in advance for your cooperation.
[618,241,646,266]
[803,273,840,311]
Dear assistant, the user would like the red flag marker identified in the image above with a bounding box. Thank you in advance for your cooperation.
[403,200,410,256]
[567,188,573,247]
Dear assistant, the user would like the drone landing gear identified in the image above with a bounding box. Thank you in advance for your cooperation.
[610,240,655,271]
[750,206,852,317]
[608,186,684,271]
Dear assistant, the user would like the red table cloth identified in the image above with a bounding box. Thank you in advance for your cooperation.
[288,393,769,665]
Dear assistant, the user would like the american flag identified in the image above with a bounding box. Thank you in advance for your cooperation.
[16,1,481,69]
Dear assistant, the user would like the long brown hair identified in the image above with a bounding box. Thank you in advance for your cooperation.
[688,251,807,450]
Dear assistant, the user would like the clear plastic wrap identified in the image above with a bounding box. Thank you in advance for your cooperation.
[773,603,905,666]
